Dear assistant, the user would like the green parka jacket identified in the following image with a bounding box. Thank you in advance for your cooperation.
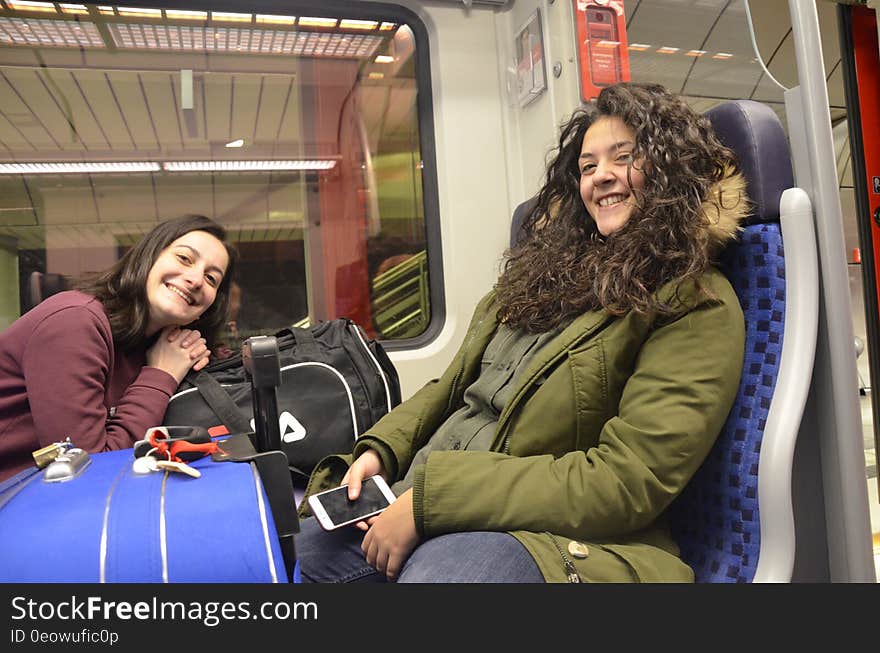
[302,175,748,583]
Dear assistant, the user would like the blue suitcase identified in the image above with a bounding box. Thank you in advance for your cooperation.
[0,447,294,583]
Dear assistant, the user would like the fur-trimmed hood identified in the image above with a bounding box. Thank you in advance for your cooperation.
[703,169,750,251]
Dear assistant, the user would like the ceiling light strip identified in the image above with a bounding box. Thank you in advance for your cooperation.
[163,160,337,171]
[256,14,296,25]
[298,16,338,28]
[5,1,56,13]
[339,19,378,30]
[58,4,89,15]
[0,160,338,174]
[117,7,162,19]
[103,23,382,58]
[165,10,207,20]
[211,11,251,23]
[0,162,161,174]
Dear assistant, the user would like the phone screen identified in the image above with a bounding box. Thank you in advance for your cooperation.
[586,7,620,87]
[314,477,392,526]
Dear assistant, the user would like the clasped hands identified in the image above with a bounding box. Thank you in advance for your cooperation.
[146,326,211,383]
[341,449,419,582]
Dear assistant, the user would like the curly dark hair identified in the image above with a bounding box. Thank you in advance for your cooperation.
[495,82,741,333]
[76,215,239,351]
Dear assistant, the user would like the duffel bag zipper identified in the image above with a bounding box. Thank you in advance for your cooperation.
[547,532,582,583]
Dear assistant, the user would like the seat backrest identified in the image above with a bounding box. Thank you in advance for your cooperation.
[26,271,68,313]
[668,100,816,582]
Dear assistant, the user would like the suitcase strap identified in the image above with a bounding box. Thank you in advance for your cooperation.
[189,370,252,433]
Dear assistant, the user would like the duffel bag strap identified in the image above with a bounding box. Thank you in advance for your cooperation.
[188,370,252,433]
[286,325,321,358]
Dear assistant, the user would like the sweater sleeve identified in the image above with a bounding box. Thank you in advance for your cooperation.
[22,304,178,452]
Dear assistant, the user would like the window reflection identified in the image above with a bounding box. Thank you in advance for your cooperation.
[0,2,432,346]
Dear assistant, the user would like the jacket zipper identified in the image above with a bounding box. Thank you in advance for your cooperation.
[547,532,582,583]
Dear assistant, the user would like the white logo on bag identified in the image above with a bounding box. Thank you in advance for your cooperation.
[280,411,307,442]
[250,412,307,443]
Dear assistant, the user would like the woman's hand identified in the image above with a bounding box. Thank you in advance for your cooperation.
[341,449,386,500]
[361,488,419,582]
[341,449,388,533]
[146,326,210,383]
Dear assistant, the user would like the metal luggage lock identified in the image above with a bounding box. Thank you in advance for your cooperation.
[43,446,91,483]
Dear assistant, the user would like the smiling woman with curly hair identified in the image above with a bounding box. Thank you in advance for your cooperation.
[496,82,747,331]
[295,82,750,584]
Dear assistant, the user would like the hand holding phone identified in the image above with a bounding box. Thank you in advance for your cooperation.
[308,475,397,531]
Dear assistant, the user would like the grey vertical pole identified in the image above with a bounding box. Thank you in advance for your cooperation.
[787,0,875,581]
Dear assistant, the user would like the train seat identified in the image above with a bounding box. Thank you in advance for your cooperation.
[509,99,818,582]
[25,270,68,313]
[668,99,817,582]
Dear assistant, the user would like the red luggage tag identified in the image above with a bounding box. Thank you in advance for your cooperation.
[146,427,224,463]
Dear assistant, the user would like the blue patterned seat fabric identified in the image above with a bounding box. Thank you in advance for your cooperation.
[669,224,786,582]
[667,99,794,582]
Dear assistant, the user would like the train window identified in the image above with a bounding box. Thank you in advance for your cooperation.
[0,1,440,350]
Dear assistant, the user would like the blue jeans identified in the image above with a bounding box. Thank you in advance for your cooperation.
[295,516,544,583]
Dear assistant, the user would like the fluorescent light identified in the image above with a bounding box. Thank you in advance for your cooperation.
[368,72,384,80]
[211,12,251,23]
[379,22,396,31]
[58,4,89,15]
[298,17,338,28]
[0,160,338,174]
[117,7,162,19]
[162,160,337,171]
[656,46,679,54]
[0,162,160,174]
[374,55,395,63]
[225,139,245,148]
[96,6,114,15]
[166,10,208,20]
[628,43,651,51]
[6,1,56,13]
[256,14,296,25]
[685,49,707,57]
[339,19,378,30]
[106,23,382,58]
[712,52,734,59]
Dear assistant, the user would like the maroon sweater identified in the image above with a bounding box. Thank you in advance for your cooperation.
[0,291,179,482]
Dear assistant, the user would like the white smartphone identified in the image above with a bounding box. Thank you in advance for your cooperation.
[308,475,396,531]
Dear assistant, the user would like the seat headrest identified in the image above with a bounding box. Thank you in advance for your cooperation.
[704,100,794,224]
[510,196,537,248]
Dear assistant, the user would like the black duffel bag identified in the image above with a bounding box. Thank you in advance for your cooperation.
[163,319,401,480]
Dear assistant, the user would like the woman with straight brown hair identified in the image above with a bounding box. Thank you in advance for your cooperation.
[0,215,238,482]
